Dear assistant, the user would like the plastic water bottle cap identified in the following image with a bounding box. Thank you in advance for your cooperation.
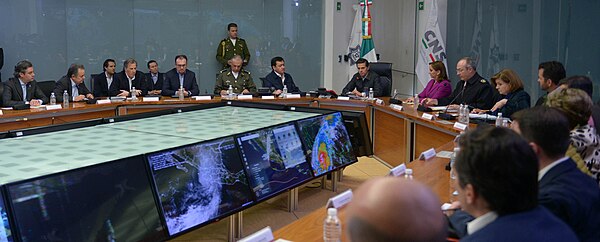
[405,169,413,175]
[327,208,337,216]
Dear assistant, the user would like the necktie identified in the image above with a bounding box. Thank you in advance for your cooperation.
[21,83,27,101]
[72,84,79,98]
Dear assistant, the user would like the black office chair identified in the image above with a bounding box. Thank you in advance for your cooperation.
[0,81,4,107]
[369,62,393,97]
[37,80,56,98]
[259,77,267,87]
[90,74,98,94]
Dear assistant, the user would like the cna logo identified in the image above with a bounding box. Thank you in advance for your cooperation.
[421,30,447,62]
[348,45,361,65]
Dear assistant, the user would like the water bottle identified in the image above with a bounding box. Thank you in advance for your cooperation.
[282,84,288,98]
[450,147,460,197]
[227,85,234,99]
[414,94,420,109]
[323,208,341,242]
[458,104,465,123]
[495,113,503,127]
[464,106,470,124]
[62,90,69,108]
[178,85,185,100]
[49,92,56,105]
[368,88,374,100]
[393,89,398,98]
[404,169,414,180]
[131,86,138,101]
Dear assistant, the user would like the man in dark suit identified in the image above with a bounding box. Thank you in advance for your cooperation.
[53,64,94,103]
[162,55,199,97]
[109,58,147,97]
[92,59,117,97]
[342,58,384,97]
[448,126,577,241]
[145,60,164,95]
[263,56,300,96]
[2,60,48,107]
[512,107,600,242]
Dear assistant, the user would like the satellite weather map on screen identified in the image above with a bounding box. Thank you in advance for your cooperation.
[296,112,357,176]
[147,137,254,236]
[6,156,166,242]
[237,123,313,201]
[0,192,12,242]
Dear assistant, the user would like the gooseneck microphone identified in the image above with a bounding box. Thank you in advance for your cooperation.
[438,81,467,120]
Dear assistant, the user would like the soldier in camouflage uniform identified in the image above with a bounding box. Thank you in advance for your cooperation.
[216,23,250,69]
[214,55,256,95]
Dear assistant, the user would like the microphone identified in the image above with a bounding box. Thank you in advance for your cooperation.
[389,92,402,104]
[438,81,467,120]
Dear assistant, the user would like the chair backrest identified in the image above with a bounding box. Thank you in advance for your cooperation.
[0,81,4,107]
[37,80,56,98]
[259,77,267,87]
[90,74,98,93]
[369,62,393,97]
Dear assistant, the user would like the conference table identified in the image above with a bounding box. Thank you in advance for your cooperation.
[0,96,466,168]
[273,141,454,241]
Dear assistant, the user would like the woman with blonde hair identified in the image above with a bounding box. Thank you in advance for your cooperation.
[547,88,600,185]
[473,69,530,118]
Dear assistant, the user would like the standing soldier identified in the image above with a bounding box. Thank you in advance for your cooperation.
[216,23,250,69]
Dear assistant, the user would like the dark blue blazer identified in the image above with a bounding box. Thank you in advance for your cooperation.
[263,71,300,93]
[2,78,48,107]
[539,158,600,242]
[53,75,92,102]
[109,71,148,96]
[92,72,118,98]
[145,72,164,93]
[492,88,531,119]
[462,207,578,242]
[162,68,199,96]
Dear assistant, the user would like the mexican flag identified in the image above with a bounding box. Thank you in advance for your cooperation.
[360,0,377,62]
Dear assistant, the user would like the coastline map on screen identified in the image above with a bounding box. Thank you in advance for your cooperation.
[147,137,254,236]
[236,123,313,201]
[296,112,357,176]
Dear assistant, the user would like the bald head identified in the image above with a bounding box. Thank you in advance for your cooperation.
[346,177,447,242]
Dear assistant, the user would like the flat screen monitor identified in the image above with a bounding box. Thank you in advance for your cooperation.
[0,190,13,242]
[6,155,166,242]
[296,112,358,176]
[236,123,313,201]
[340,111,373,157]
[146,136,254,237]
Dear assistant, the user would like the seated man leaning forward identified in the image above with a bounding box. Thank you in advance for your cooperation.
[2,60,48,107]
[214,55,256,96]
[345,177,447,242]
[342,58,383,97]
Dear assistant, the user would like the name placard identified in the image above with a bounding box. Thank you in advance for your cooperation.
[261,95,275,99]
[237,226,274,242]
[326,189,353,209]
[45,105,62,110]
[453,122,468,131]
[193,96,212,101]
[337,96,350,101]
[389,163,407,177]
[422,113,434,120]
[285,94,301,99]
[390,104,403,111]
[419,148,436,160]
[143,96,160,102]
[97,99,111,104]
[237,95,253,100]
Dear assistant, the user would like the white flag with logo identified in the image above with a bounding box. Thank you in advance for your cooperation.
[347,4,362,82]
[487,4,500,76]
[469,0,483,71]
[415,0,448,88]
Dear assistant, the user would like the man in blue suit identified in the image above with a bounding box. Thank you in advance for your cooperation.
[450,126,577,242]
[512,107,600,242]
[162,55,199,97]
[263,56,300,96]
